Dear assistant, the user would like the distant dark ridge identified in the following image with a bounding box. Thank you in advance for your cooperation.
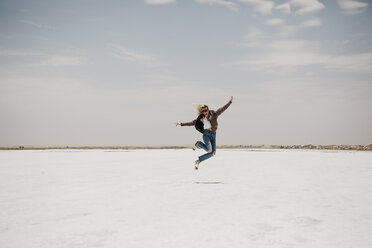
[219,145,372,151]
[1,145,371,151]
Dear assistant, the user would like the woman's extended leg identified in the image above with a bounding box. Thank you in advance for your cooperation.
[211,133,216,155]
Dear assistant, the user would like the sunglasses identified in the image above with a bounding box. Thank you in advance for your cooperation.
[202,109,208,113]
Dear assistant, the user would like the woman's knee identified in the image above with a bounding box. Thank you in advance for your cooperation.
[208,150,216,156]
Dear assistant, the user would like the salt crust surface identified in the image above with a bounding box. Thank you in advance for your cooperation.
[0,149,371,248]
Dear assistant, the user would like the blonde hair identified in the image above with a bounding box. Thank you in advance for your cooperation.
[194,104,209,115]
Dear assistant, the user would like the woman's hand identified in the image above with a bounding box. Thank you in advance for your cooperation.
[176,122,181,127]
[230,96,233,102]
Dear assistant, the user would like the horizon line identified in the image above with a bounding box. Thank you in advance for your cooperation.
[1,144,371,151]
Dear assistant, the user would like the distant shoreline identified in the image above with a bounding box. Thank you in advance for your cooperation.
[1,145,371,151]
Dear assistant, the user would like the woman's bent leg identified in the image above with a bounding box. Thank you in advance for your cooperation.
[197,133,211,152]
[198,132,215,162]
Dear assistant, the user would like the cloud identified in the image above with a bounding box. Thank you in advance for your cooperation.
[145,0,175,4]
[254,40,328,68]
[327,52,372,73]
[20,20,54,30]
[266,18,285,25]
[194,0,238,12]
[237,0,275,15]
[240,18,321,47]
[278,25,298,36]
[39,56,83,67]
[336,40,350,46]
[278,18,322,36]
[0,49,84,67]
[299,17,322,27]
[238,27,266,47]
[235,40,372,74]
[0,49,42,57]
[275,2,291,14]
[108,44,166,67]
[237,39,322,70]
[337,0,368,14]
[244,27,265,40]
[289,0,325,15]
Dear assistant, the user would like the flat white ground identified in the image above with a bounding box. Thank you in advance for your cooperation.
[0,149,371,248]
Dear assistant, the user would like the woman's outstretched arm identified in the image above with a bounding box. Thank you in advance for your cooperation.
[216,96,233,116]
[176,119,197,127]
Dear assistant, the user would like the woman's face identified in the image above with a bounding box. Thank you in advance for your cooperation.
[202,108,209,117]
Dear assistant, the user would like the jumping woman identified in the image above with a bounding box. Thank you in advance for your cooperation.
[176,96,233,170]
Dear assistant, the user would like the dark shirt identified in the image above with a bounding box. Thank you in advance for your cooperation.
[195,114,205,133]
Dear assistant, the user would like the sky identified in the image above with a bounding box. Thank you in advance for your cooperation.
[0,0,371,147]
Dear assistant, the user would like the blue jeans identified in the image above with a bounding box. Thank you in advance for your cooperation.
[197,130,216,162]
